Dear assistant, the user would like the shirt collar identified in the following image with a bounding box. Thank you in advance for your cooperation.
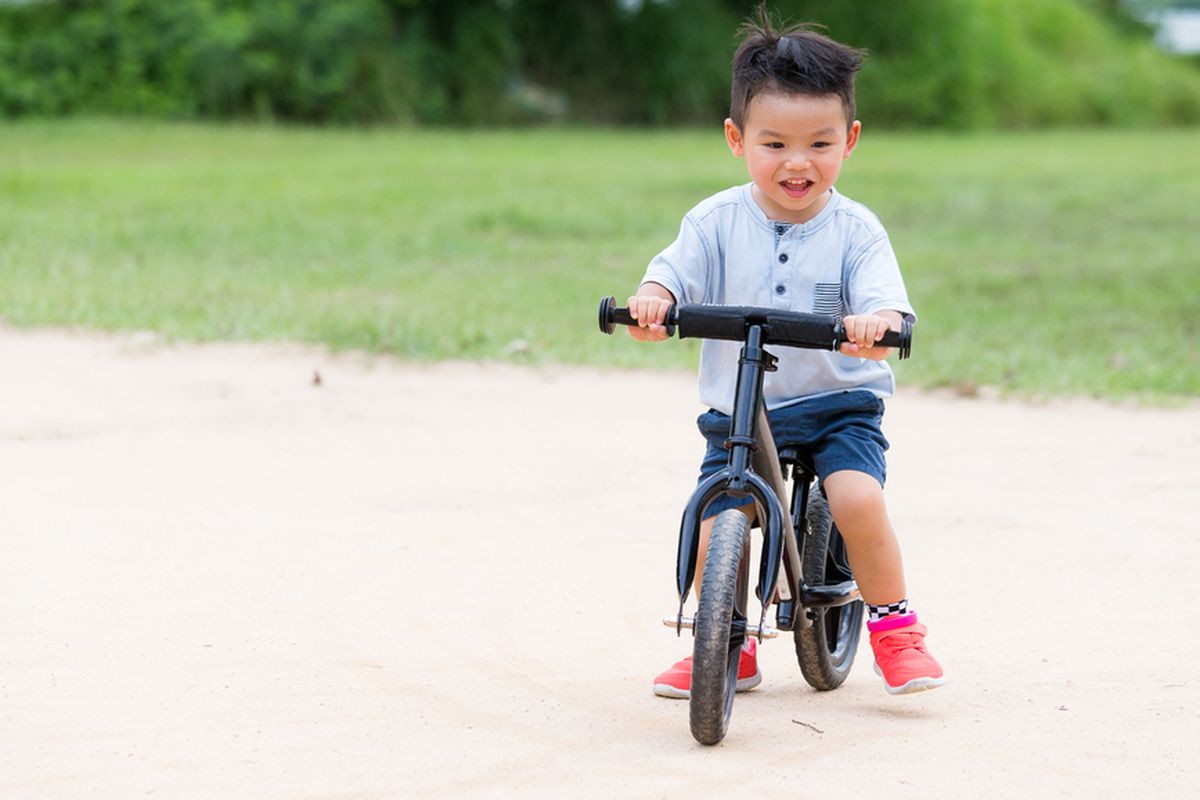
[738,183,842,237]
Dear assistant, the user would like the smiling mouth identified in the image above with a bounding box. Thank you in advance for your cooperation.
[780,179,814,197]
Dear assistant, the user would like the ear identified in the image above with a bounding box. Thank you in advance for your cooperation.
[724,118,745,157]
[843,120,862,159]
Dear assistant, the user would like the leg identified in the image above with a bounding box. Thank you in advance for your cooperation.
[823,469,942,693]
[656,408,762,699]
[820,469,905,605]
[653,502,758,699]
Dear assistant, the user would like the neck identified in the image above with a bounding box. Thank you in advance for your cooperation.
[752,185,833,224]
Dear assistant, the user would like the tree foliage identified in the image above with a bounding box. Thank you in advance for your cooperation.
[1,0,1198,126]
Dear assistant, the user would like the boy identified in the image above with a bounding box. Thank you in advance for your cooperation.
[628,14,944,697]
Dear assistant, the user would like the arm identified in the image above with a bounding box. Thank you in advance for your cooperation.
[840,217,915,362]
[839,310,904,361]
[626,281,676,342]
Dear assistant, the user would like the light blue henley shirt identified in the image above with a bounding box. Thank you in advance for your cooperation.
[642,184,916,414]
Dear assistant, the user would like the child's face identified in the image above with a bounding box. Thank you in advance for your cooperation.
[725,91,861,224]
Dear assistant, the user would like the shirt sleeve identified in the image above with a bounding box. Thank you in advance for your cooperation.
[844,234,917,323]
[640,215,713,305]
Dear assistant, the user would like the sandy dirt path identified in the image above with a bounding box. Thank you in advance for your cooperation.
[2,327,1198,798]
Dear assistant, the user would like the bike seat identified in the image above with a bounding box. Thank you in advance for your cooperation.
[776,446,815,473]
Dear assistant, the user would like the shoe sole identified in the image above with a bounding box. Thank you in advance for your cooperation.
[653,668,762,700]
[873,662,945,695]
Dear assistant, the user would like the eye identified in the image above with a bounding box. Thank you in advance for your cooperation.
[812,141,832,149]
[763,141,785,149]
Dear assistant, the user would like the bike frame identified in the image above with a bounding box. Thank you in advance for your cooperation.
[672,324,860,639]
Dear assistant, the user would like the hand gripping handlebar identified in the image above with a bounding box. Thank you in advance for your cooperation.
[597,296,912,359]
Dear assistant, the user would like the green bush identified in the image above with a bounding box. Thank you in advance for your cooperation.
[0,0,405,122]
[0,0,1198,126]
[785,0,1200,127]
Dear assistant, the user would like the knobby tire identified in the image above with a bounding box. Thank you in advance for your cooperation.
[794,489,864,690]
[690,509,750,745]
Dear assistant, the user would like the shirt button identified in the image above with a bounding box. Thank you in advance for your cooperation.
[778,253,788,263]
[775,284,786,295]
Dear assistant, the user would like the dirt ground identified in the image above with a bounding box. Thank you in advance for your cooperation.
[2,326,1198,799]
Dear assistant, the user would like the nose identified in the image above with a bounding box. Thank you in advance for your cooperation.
[784,152,811,171]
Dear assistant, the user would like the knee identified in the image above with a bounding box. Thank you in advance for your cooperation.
[823,471,888,532]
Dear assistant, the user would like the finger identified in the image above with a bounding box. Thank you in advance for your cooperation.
[857,317,870,344]
[876,316,894,342]
[626,314,664,341]
[634,299,651,327]
[849,318,866,345]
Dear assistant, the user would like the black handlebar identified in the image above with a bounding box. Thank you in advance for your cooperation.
[598,296,912,359]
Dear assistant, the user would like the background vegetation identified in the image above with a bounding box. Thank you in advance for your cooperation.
[2,0,1200,127]
[1,121,1196,401]
[1,2,1198,400]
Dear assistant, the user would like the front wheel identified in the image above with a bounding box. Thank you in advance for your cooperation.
[690,509,751,745]
[794,488,864,690]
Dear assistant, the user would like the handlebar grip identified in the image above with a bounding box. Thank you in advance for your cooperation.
[835,318,913,359]
[598,296,677,337]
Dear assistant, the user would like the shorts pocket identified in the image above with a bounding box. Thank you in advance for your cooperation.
[845,390,884,415]
[696,408,730,434]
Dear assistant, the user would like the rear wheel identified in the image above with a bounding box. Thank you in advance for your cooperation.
[794,489,864,690]
[689,509,750,745]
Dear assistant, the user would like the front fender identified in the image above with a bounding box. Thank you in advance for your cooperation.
[674,468,786,612]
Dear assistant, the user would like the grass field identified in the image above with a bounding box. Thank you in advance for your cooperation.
[1,120,1197,400]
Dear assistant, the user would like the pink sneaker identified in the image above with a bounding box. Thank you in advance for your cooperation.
[652,637,762,699]
[868,613,945,695]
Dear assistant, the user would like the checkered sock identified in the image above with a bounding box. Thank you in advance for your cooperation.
[867,598,909,623]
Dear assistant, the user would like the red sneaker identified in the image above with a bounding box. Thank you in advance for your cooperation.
[868,613,945,695]
[652,637,762,699]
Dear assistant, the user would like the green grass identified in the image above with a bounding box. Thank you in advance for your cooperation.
[1,119,1197,400]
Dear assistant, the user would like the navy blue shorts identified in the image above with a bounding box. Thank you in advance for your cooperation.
[696,390,889,520]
